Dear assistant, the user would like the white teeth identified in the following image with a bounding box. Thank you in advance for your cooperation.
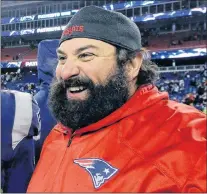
[68,86,85,92]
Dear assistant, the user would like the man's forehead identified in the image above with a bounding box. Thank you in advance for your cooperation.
[58,38,115,54]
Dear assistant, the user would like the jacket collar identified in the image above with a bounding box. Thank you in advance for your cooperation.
[54,84,169,136]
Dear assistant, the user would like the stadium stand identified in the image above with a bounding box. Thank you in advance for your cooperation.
[1,71,39,95]
[1,47,35,61]
[157,69,207,112]
[2,65,206,113]
[1,1,41,7]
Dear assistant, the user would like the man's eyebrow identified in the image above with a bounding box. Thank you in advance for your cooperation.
[56,48,66,55]
[56,45,99,55]
[74,45,99,55]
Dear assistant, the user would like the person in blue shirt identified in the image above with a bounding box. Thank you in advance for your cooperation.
[1,90,41,193]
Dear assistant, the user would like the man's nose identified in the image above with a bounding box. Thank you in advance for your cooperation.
[60,61,80,80]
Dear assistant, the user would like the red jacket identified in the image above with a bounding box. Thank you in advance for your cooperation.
[27,85,206,192]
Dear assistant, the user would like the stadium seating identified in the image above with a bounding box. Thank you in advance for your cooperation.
[148,33,206,51]
[156,69,206,112]
[2,68,206,113]
[1,71,39,95]
[1,47,37,61]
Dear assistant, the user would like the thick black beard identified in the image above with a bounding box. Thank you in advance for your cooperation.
[48,66,129,130]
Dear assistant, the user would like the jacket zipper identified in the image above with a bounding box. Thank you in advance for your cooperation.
[67,133,76,147]
[66,125,107,147]
[66,126,109,147]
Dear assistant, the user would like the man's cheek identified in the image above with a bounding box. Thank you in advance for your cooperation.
[56,66,62,80]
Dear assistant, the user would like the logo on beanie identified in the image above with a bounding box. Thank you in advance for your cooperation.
[62,25,84,37]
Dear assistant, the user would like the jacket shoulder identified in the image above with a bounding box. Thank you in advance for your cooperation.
[121,99,206,146]
[120,100,206,191]
[119,99,206,165]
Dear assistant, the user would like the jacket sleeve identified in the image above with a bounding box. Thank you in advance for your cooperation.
[180,114,207,192]
[3,137,35,193]
[181,153,206,192]
[1,90,41,193]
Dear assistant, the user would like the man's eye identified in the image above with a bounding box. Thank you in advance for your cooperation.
[78,53,95,60]
[58,56,66,61]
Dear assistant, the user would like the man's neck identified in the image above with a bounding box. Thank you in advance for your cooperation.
[128,81,138,99]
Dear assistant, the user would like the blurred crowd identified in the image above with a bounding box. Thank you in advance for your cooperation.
[1,71,39,95]
[157,69,207,113]
[1,69,206,113]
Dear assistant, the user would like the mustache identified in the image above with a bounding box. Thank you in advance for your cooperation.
[52,77,94,89]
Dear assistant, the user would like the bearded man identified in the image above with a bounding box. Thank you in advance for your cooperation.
[27,6,206,192]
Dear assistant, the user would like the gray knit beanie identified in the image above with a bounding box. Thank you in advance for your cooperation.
[59,6,142,51]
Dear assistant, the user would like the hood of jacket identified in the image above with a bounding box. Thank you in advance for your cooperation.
[37,39,59,85]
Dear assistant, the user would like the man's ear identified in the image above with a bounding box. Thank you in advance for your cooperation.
[126,53,143,82]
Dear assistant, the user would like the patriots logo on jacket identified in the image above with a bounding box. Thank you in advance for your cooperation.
[74,158,118,189]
